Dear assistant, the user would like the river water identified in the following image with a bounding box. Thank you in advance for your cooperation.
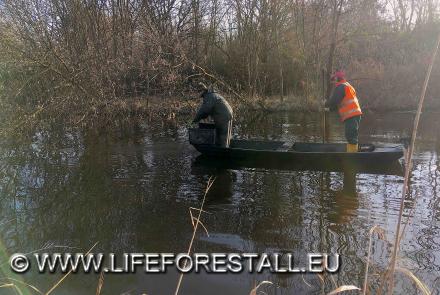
[0,111,439,294]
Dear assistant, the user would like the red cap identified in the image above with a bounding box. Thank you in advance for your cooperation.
[331,70,345,80]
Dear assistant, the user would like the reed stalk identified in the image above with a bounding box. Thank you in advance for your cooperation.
[249,281,273,295]
[45,242,99,295]
[174,177,215,295]
[95,271,104,295]
[387,32,440,294]
[363,225,385,294]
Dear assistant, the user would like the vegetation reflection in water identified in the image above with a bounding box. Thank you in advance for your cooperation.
[0,111,439,294]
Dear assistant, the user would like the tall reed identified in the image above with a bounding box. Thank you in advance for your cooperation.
[174,177,215,295]
[387,32,440,294]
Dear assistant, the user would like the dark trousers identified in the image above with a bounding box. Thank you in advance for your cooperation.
[344,116,361,144]
[216,120,232,147]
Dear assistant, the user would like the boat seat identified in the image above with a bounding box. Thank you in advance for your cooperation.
[290,143,345,152]
[277,142,293,151]
[230,140,285,150]
[289,143,376,152]
[359,144,375,152]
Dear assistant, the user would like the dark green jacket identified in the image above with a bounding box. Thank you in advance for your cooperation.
[193,91,233,124]
[325,84,345,111]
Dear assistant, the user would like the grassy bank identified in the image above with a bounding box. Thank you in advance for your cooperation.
[71,92,440,126]
[3,87,440,140]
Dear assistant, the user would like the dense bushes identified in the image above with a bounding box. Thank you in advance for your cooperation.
[0,0,439,129]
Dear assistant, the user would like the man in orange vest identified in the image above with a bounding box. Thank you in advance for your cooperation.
[325,70,362,152]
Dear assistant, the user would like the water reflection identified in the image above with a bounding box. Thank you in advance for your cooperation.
[328,171,359,227]
[0,111,439,294]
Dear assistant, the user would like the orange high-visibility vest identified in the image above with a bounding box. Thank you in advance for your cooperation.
[336,80,362,121]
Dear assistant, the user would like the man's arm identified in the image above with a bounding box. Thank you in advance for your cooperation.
[193,96,214,122]
[325,84,345,111]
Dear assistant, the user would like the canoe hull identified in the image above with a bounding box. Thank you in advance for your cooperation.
[191,140,404,172]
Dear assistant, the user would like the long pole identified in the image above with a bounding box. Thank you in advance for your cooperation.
[322,68,326,144]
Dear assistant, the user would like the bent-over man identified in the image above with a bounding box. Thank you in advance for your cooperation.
[192,83,233,147]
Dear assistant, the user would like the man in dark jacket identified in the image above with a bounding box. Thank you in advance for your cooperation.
[192,83,233,147]
[325,70,363,152]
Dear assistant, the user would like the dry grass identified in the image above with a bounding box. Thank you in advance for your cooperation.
[307,220,433,295]
[249,281,273,295]
[0,278,43,294]
[189,207,211,237]
[174,177,215,295]
[395,268,431,295]
[95,271,105,295]
[44,242,99,295]
[327,285,361,295]
[0,242,99,295]
[247,94,322,113]
[363,225,385,294]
